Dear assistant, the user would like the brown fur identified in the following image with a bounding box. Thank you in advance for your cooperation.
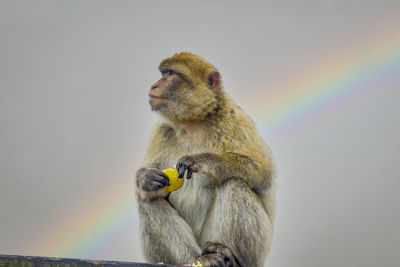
[135,52,276,267]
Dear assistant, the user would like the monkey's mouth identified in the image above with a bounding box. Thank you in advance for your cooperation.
[149,94,167,99]
[149,95,169,109]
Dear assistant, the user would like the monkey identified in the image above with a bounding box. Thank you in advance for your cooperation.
[135,52,276,267]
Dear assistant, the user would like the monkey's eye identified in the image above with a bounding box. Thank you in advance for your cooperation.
[162,69,176,76]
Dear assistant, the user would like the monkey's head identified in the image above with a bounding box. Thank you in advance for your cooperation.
[149,52,223,123]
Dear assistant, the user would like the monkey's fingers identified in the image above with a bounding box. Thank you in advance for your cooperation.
[152,173,170,186]
[143,180,166,191]
[158,171,170,181]
[186,168,193,179]
[177,162,188,178]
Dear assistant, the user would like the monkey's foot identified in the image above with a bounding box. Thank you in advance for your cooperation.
[195,242,239,267]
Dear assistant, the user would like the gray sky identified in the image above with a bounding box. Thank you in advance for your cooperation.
[0,1,399,266]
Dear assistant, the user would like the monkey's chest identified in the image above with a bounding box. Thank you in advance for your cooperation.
[168,173,214,239]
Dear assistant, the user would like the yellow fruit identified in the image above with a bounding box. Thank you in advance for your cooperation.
[162,165,184,192]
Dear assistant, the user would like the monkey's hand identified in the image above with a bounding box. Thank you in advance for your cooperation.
[176,155,202,179]
[195,242,240,267]
[136,168,170,192]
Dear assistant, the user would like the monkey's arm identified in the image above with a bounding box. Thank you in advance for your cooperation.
[177,152,273,190]
[136,167,203,264]
[136,124,202,264]
[135,123,178,200]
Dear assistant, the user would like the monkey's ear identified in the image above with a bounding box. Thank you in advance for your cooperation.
[207,70,220,90]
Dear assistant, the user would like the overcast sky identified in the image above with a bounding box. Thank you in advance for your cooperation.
[0,1,399,266]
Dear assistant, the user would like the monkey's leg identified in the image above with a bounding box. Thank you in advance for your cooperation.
[202,178,273,267]
[138,198,201,265]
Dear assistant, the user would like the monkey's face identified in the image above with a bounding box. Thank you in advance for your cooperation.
[149,67,219,122]
[149,69,178,109]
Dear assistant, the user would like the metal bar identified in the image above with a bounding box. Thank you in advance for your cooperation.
[0,254,180,267]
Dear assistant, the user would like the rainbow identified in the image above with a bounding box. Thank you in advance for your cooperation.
[252,23,400,143]
[28,20,400,260]
[30,177,138,259]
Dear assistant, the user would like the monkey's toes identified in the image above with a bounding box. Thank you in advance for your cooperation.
[200,242,238,267]
[202,242,230,256]
[196,254,233,267]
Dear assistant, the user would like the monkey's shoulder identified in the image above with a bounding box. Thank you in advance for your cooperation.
[215,110,262,143]
[144,123,178,161]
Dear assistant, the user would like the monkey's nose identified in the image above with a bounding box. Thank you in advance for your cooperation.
[151,83,159,90]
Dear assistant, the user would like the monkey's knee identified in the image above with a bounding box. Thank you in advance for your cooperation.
[217,178,258,203]
[213,178,272,267]
[216,177,272,236]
